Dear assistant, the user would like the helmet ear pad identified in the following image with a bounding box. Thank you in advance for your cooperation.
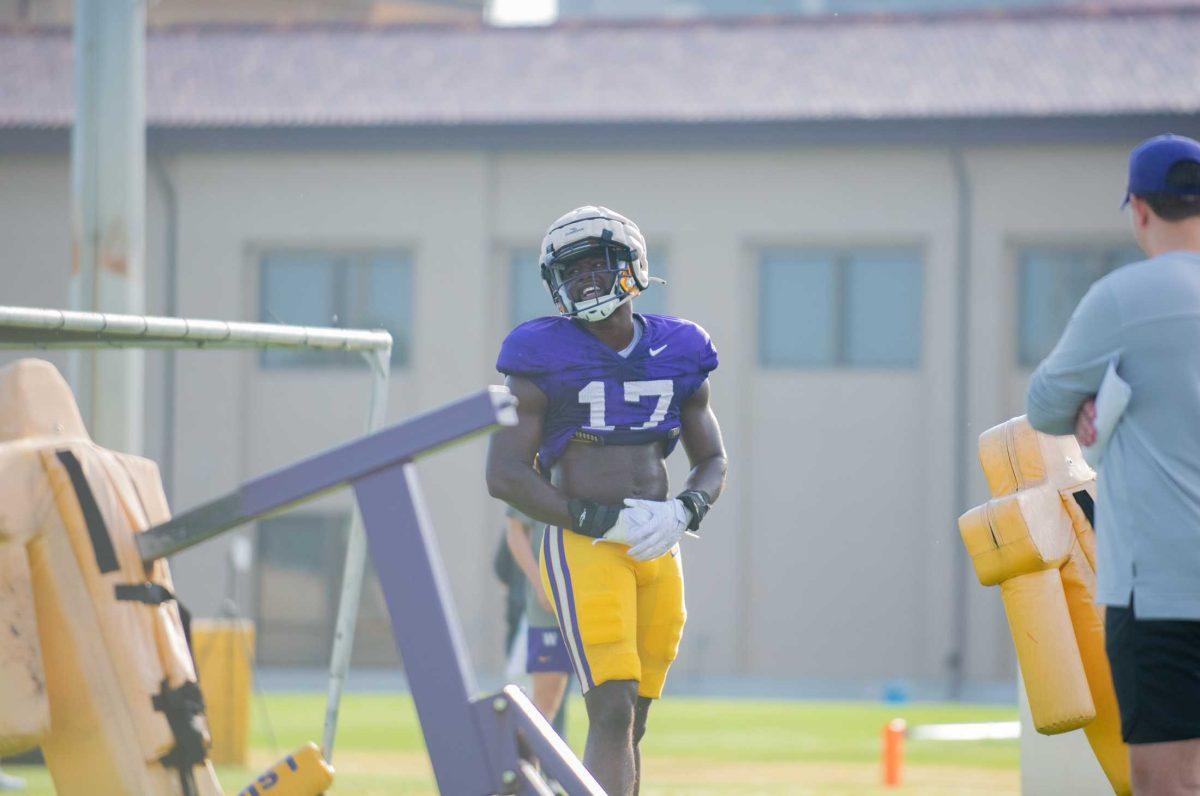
[618,268,641,296]
[627,248,650,291]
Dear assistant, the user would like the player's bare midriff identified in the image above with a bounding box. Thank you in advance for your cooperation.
[553,439,669,505]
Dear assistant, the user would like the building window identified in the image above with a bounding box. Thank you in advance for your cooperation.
[255,512,345,666]
[509,253,549,327]
[508,251,669,328]
[255,511,399,667]
[259,251,411,368]
[1018,245,1142,367]
[759,248,922,368]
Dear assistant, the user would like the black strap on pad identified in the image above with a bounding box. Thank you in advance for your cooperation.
[115,582,175,605]
[114,582,197,671]
[153,679,208,796]
[108,457,198,664]
[56,450,119,574]
[1072,490,1096,528]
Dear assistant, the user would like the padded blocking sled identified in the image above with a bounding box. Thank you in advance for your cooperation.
[960,416,1129,794]
[0,543,47,756]
[0,359,220,795]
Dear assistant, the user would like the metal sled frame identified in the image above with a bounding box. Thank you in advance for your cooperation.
[138,387,602,795]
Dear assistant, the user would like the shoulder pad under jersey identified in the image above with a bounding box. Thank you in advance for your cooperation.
[641,314,719,375]
[496,316,575,378]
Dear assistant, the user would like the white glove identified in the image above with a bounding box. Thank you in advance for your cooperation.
[592,506,639,546]
[619,498,690,561]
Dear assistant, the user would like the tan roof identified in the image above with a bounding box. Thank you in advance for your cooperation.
[2,6,1199,130]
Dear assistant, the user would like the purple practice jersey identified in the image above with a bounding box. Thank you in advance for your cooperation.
[496,313,718,470]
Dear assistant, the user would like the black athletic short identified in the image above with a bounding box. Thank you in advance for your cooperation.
[1105,599,1200,744]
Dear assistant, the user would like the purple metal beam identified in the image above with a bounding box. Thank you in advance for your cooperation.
[471,686,604,796]
[242,387,515,516]
[354,462,495,794]
[137,386,516,563]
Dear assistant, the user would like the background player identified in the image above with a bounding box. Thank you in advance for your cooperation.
[503,502,572,736]
[486,206,728,795]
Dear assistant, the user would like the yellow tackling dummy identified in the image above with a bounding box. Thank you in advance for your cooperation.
[0,358,221,794]
[958,416,1129,795]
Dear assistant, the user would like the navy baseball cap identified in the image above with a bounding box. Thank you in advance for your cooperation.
[1123,133,1200,207]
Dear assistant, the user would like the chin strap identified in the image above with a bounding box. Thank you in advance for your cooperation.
[569,291,631,322]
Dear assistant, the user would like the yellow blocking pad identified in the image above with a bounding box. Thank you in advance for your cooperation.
[0,545,48,756]
[1062,544,1129,795]
[193,619,255,766]
[964,416,1129,794]
[0,359,68,758]
[977,415,1095,498]
[960,491,1093,733]
[0,359,221,796]
[238,742,335,796]
[958,486,1073,586]
[1000,569,1094,733]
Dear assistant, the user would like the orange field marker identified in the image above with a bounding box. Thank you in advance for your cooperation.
[882,717,906,787]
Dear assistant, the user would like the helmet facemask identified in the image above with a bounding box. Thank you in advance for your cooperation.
[542,239,640,323]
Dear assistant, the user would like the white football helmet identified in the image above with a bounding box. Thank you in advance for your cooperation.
[539,206,654,322]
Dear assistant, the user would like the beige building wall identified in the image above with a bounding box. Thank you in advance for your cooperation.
[0,140,1136,691]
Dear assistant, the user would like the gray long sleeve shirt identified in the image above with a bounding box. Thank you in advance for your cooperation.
[1026,251,1200,619]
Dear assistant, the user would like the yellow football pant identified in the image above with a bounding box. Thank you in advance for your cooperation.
[540,527,685,699]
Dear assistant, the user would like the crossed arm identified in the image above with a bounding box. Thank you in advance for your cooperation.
[1026,281,1121,440]
[486,376,575,529]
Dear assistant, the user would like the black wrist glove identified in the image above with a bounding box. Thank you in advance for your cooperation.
[567,498,624,539]
[676,489,711,533]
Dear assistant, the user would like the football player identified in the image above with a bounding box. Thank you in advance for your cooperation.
[486,206,728,795]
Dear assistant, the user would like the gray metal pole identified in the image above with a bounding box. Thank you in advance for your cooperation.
[149,157,179,502]
[70,0,147,454]
[948,148,973,700]
[322,348,391,761]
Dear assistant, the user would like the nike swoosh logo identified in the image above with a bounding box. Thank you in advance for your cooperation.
[649,345,668,356]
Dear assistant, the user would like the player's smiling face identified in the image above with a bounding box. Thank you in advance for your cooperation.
[562,252,617,304]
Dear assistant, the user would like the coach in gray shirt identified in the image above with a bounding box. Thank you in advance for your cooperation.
[1027,133,1200,794]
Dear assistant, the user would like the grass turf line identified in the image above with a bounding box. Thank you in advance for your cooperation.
[4,694,1018,794]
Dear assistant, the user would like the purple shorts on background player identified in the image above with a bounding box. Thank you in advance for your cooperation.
[527,625,574,674]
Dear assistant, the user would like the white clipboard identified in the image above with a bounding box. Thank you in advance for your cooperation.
[1082,359,1131,468]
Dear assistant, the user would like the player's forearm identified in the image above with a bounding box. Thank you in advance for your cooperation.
[488,465,574,530]
[682,454,727,505]
[1026,383,1088,437]
[1025,281,1120,436]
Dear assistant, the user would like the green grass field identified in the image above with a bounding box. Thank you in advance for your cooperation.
[6,694,1018,794]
